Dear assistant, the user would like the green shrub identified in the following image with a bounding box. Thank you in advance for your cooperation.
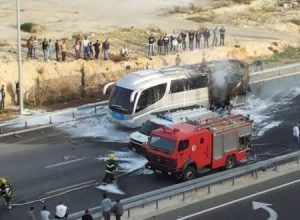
[20,22,45,33]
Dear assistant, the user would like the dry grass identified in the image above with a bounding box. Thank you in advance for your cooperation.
[169,3,204,14]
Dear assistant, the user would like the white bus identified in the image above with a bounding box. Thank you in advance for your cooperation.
[103,59,249,128]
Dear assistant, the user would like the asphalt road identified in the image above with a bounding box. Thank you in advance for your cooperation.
[154,170,300,220]
[0,91,300,219]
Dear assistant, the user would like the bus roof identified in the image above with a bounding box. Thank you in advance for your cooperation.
[116,59,248,90]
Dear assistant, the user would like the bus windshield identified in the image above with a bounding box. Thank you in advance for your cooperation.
[149,135,176,153]
[139,121,162,136]
[109,86,135,114]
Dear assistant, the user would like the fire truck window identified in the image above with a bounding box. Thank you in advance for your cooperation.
[170,79,185,93]
[178,140,189,152]
[136,83,167,112]
[200,138,204,144]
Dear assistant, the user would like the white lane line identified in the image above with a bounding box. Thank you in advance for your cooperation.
[46,180,96,194]
[177,178,300,220]
[45,157,86,169]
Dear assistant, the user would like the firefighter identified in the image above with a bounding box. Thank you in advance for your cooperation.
[102,153,118,184]
[0,177,12,211]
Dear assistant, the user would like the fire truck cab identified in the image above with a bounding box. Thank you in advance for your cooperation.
[145,114,252,181]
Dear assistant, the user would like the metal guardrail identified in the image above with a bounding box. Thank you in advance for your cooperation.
[68,150,300,219]
[249,62,300,83]
[0,100,109,135]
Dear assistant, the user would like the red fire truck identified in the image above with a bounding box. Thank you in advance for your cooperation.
[145,114,253,181]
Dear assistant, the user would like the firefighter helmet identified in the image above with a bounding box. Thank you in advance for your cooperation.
[0,177,7,184]
[108,153,115,160]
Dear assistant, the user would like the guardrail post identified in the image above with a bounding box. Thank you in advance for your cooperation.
[49,116,52,124]
[72,111,75,118]
[0,126,2,134]
[156,200,159,209]
[232,176,235,185]
[219,180,223,185]
[182,192,185,202]
[208,184,211,194]
[25,120,28,129]
[297,155,299,164]
[127,208,130,218]
[255,169,258,179]
[94,106,97,114]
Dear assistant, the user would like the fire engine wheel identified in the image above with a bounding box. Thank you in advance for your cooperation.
[225,155,236,169]
[183,166,196,181]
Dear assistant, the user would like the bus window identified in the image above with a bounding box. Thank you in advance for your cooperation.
[185,76,208,91]
[136,83,167,112]
[170,79,185,93]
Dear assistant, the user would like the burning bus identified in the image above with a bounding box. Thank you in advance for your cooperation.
[103,59,250,128]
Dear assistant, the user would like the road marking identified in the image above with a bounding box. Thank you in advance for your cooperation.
[176,178,300,220]
[46,180,96,194]
[45,157,86,169]
[252,201,277,220]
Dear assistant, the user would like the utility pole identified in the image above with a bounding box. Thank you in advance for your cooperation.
[16,0,23,114]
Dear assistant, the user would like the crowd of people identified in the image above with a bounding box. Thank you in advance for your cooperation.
[24,26,226,63]
[148,26,226,56]
[26,35,113,62]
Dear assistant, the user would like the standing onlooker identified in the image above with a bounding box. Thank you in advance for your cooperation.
[32,36,38,59]
[195,31,201,49]
[27,206,36,220]
[40,205,51,220]
[82,209,93,220]
[42,38,49,62]
[61,40,67,62]
[88,42,94,59]
[102,39,110,60]
[0,90,2,111]
[188,31,195,51]
[220,26,225,46]
[75,39,81,60]
[163,34,169,55]
[203,28,210,48]
[83,36,90,60]
[55,40,60,61]
[254,57,263,72]
[101,193,112,220]
[0,85,5,110]
[26,36,33,58]
[171,35,178,53]
[157,36,163,55]
[170,31,176,52]
[111,199,124,220]
[55,201,68,219]
[48,39,54,59]
[293,123,299,145]
[212,26,219,47]
[148,33,155,56]
[177,34,183,53]
[16,82,20,105]
[181,31,187,51]
[93,40,100,59]
[175,54,182,66]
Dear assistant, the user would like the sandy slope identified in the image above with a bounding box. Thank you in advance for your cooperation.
[0,0,208,40]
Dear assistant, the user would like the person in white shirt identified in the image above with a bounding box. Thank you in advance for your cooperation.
[83,36,90,60]
[40,205,51,220]
[293,123,299,145]
[55,201,68,219]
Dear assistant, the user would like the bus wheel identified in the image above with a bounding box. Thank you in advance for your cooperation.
[183,166,196,181]
[225,155,236,169]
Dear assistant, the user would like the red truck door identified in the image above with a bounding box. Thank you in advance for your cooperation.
[177,139,190,168]
[194,131,212,167]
